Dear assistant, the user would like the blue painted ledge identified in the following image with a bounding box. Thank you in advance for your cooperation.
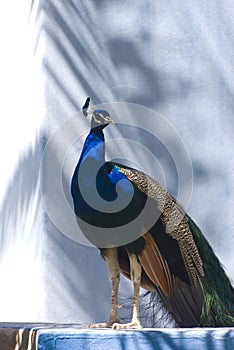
[0,324,234,350]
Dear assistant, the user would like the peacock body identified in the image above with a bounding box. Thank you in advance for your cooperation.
[71,98,234,328]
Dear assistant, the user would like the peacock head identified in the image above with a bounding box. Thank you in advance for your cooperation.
[82,97,114,130]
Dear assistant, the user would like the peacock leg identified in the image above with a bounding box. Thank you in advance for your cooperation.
[88,247,122,328]
[113,252,143,329]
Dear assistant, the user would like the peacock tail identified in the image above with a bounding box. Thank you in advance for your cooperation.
[187,216,234,326]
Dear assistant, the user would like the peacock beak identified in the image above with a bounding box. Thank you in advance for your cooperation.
[104,116,115,124]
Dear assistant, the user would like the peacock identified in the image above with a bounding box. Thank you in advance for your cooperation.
[71,97,234,329]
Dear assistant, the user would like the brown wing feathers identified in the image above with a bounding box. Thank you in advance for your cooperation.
[138,232,177,296]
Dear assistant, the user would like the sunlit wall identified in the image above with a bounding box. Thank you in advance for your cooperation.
[0,0,44,320]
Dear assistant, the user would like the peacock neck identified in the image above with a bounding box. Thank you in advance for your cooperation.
[79,126,105,166]
[71,126,106,201]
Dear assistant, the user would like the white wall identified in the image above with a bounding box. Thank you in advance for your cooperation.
[0,0,234,325]
[0,0,44,320]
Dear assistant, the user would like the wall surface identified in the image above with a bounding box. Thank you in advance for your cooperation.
[0,0,234,326]
[0,0,44,321]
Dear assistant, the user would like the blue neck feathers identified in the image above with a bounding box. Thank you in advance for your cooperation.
[71,126,106,202]
[78,126,105,166]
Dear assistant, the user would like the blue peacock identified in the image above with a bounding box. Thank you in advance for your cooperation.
[71,97,234,329]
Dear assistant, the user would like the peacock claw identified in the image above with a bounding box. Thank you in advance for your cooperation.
[87,318,122,329]
[112,321,143,330]
[87,322,110,328]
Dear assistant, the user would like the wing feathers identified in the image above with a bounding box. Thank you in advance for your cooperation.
[138,232,177,296]
[117,246,155,290]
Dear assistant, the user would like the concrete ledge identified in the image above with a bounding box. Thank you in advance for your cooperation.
[0,324,234,350]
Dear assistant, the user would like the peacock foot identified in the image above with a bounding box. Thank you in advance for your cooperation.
[112,320,143,330]
[87,318,122,328]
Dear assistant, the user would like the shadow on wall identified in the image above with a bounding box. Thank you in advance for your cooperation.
[0,132,45,320]
[0,133,44,261]
[39,0,195,108]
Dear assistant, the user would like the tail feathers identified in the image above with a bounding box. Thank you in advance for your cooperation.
[200,291,234,327]
[187,215,234,326]
[156,278,204,327]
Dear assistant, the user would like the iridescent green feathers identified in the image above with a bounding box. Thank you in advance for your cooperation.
[187,216,234,326]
